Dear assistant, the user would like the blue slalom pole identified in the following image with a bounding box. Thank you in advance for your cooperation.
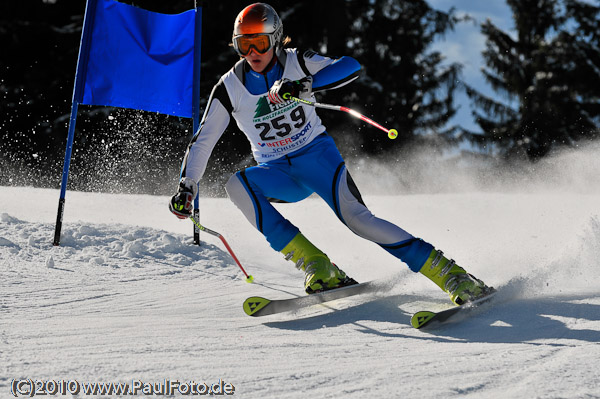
[192,4,203,246]
[53,102,79,245]
[53,0,98,245]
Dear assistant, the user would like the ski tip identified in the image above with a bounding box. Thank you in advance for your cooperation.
[243,296,271,316]
[411,311,436,329]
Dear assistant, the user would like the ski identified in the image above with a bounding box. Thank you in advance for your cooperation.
[243,280,381,317]
[410,289,498,329]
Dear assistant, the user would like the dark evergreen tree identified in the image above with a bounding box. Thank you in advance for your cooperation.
[561,0,600,134]
[1,0,84,187]
[465,0,600,160]
[340,0,463,155]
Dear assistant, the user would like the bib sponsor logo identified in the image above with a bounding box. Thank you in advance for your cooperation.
[253,96,295,120]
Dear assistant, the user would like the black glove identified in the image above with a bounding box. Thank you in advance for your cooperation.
[268,76,313,104]
[169,177,198,219]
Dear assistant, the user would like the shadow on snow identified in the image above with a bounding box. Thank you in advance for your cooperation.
[262,293,600,345]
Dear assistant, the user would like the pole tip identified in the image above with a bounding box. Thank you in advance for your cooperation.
[246,275,255,283]
[388,129,398,139]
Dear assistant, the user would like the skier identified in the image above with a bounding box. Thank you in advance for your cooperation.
[169,2,491,305]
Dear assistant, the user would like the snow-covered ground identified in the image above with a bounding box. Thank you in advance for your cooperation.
[2,147,600,398]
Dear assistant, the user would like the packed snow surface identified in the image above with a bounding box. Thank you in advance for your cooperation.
[2,148,600,398]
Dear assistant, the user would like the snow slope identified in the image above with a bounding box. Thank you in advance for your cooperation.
[2,149,600,398]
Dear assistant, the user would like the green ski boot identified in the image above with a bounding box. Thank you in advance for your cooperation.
[420,249,491,305]
[281,233,355,294]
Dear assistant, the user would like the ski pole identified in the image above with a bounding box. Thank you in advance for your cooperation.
[283,94,398,139]
[189,216,254,283]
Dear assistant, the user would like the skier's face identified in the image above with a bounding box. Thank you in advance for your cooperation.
[244,47,274,73]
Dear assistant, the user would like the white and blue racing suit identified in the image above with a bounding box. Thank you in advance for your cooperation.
[180,48,433,272]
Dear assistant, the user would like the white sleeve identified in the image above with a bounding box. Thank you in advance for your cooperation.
[180,81,232,182]
[301,50,337,75]
[297,50,361,92]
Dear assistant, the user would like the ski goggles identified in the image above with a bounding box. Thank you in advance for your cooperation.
[232,33,276,56]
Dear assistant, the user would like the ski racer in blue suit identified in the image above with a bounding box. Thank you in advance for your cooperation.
[170,3,491,304]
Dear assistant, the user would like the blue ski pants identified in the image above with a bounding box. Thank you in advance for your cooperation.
[225,133,433,272]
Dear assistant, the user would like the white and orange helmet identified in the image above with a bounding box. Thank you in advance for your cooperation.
[232,3,283,56]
